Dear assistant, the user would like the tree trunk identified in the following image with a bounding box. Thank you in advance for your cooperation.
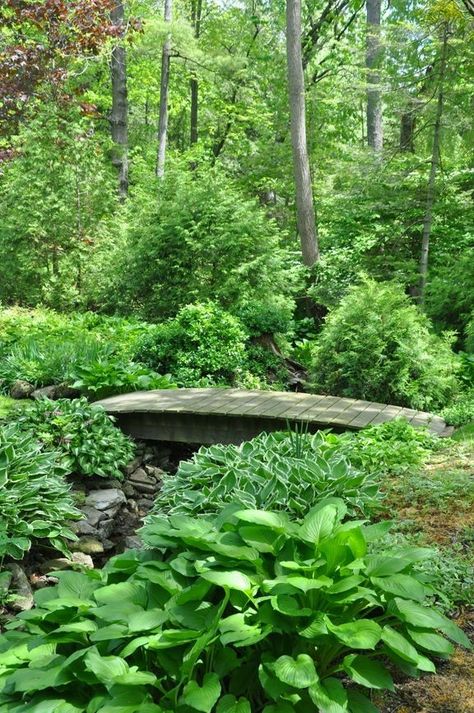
[366,0,383,153]
[110,1,129,200]
[156,0,172,179]
[286,0,319,267]
[418,26,448,305]
[190,0,202,145]
[399,101,416,152]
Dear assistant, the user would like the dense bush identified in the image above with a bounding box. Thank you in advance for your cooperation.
[9,398,135,478]
[425,254,474,342]
[119,167,302,320]
[311,279,459,411]
[466,312,474,353]
[442,389,474,427]
[151,430,380,520]
[0,425,80,560]
[0,501,469,712]
[72,359,176,400]
[135,302,248,386]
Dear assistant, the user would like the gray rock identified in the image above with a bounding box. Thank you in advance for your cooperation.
[144,465,164,480]
[129,467,155,485]
[127,499,139,513]
[102,504,121,519]
[6,564,34,611]
[125,457,143,476]
[80,506,105,527]
[71,552,94,568]
[102,538,115,551]
[31,385,57,400]
[85,488,126,511]
[10,380,35,399]
[123,483,136,498]
[71,537,104,555]
[124,536,143,550]
[72,520,98,536]
[39,558,73,573]
[98,518,115,540]
[55,383,81,399]
[137,498,154,510]
[132,481,158,495]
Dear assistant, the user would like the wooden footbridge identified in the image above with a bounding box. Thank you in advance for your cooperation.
[95,388,448,444]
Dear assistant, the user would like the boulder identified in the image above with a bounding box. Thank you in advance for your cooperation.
[85,488,126,511]
[71,552,94,569]
[129,467,155,485]
[72,537,104,555]
[97,518,115,540]
[10,380,34,399]
[132,481,158,495]
[31,385,57,400]
[80,506,105,528]
[125,536,143,550]
[55,383,81,399]
[72,520,98,537]
[6,564,34,611]
[125,456,143,476]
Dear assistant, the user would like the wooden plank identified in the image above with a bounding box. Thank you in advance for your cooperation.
[366,404,404,427]
[297,396,347,424]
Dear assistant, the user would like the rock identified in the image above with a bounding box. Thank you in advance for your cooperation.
[55,383,81,399]
[6,564,34,611]
[137,498,154,510]
[102,538,115,551]
[80,506,106,527]
[97,518,115,540]
[123,483,136,498]
[127,499,139,514]
[132,481,158,495]
[39,558,74,574]
[10,380,35,399]
[72,520,98,536]
[129,467,155,485]
[85,488,126,511]
[72,537,104,555]
[0,570,12,595]
[31,385,57,400]
[143,448,155,463]
[144,465,164,480]
[102,505,122,519]
[125,456,143,476]
[71,552,94,569]
[125,536,143,550]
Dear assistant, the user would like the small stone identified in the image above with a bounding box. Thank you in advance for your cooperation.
[143,449,155,463]
[39,558,73,574]
[55,383,81,399]
[71,552,94,568]
[144,465,164,479]
[123,483,136,498]
[125,457,143,475]
[10,380,35,399]
[129,467,155,485]
[98,518,115,540]
[124,536,143,550]
[101,538,115,551]
[72,537,104,555]
[132,481,158,495]
[31,385,57,400]
[80,506,106,527]
[127,499,139,513]
[6,564,34,611]
[85,488,126,511]
[137,498,154,510]
[72,520,98,536]
[102,504,121,519]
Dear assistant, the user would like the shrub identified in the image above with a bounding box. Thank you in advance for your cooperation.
[71,358,176,400]
[0,425,80,560]
[311,278,459,411]
[135,302,248,386]
[0,501,469,711]
[466,312,474,353]
[9,398,135,478]
[236,297,294,338]
[442,388,474,427]
[150,430,381,520]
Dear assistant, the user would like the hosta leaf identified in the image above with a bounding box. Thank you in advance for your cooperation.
[381,626,435,671]
[201,570,252,591]
[326,618,382,649]
[216,695,251,713]
[299,504,338,544]
[309,677,348,712]
[392,599,472,648]
[84,649,128,685]
[371,575,426,602]
[406,628,455,656]
[182,673,221,712]
[234,510,290,531]
[365,556,412,577]
[346,689,380,713]
[274,654,318,688]
[342,654,394,690]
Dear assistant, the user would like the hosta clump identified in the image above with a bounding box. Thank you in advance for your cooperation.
[151,430,380,519]
[9,397,135,479]
[0,501,470,712]
[0,424,80,559]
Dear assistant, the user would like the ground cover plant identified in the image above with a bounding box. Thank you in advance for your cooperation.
[0,424,80,561]
[150,430,381,520]
[0,499,470,712]
[8,398,135,479]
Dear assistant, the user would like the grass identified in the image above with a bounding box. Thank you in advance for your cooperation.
[452,421,474,442]
[0,396,16,419]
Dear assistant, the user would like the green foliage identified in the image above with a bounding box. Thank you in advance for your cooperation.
[442,389,474,427]
[135,302,248,386]
[9,398,135,479]
[150,430,381,520]
[0,502,469,711]
[311,279,460,411]
[235,298,294,338]
[466,313,474,353]
[426,255,474,343]
[0,424,80,560]
[119,167,302,320]
[0,397,16,420]
[71,359,176,400]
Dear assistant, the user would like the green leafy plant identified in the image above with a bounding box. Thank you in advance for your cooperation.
[0,424,80,560]
[0,501,470,712]
[311,278,460,411]
[9,398,135,478]
[150,430,381,520]
[72,359,176,400]
[442,389,474,427]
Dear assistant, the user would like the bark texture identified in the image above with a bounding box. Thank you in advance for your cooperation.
[286,0,319,267]
[419,27,448,305]
[110,1,129,200]
[156,0,172,178]
[366,0,383,153]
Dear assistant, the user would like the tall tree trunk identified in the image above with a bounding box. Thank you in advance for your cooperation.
[366,0,383,153]
[110,1,129,200]
[286,0,319,267]
[156,0,172,179]
[418,26,448,305]
[399,100,416,152]
[190,0,202,145]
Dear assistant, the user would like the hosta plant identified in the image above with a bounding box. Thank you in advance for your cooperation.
[0,425,80,560]
[71,359,176,400]
[0,500,470,712]
[151,430,380,519]
[9,397,135,479]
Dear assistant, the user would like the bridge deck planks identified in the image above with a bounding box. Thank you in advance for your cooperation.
[95,388,448,444]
